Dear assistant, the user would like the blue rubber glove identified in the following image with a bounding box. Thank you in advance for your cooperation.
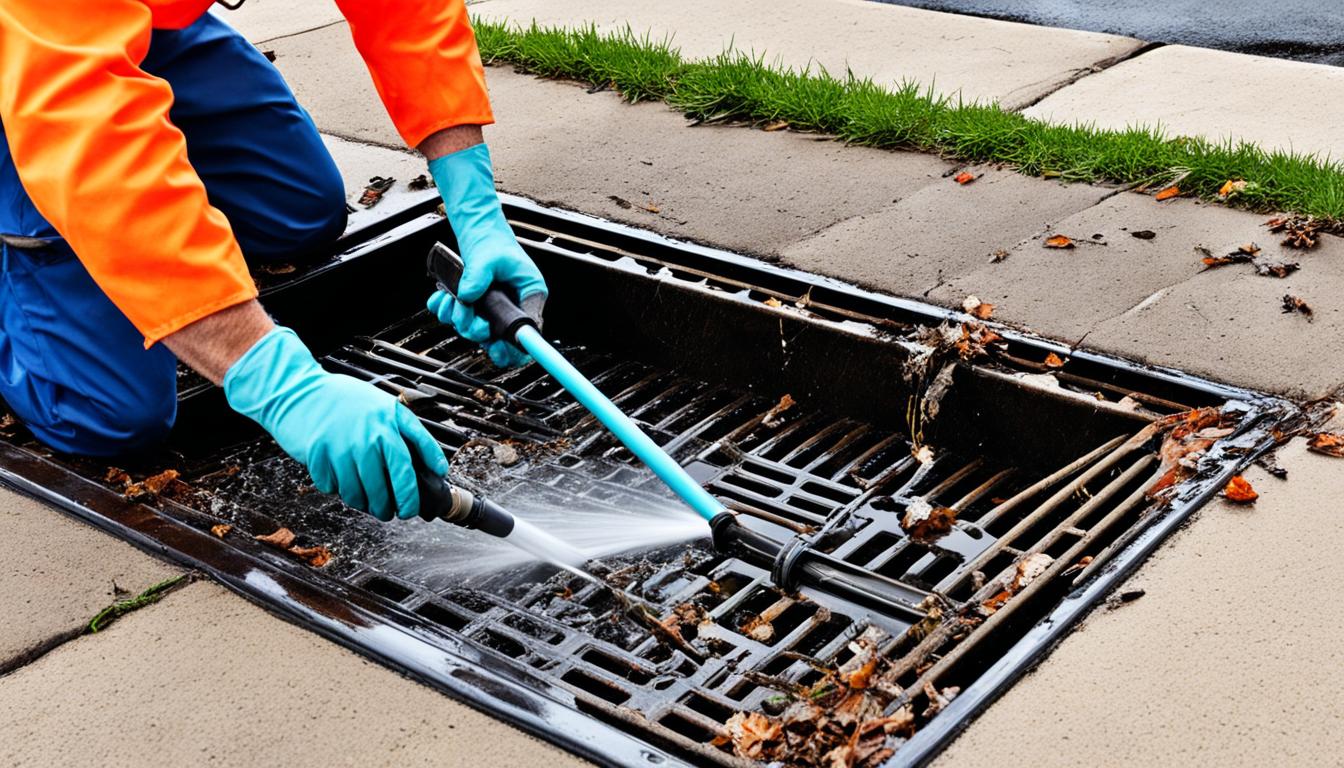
[428,143,546,368]
[223,328,450,522]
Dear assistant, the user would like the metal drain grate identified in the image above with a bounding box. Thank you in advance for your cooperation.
[0,195,1295,768]
[317,313,1186,764]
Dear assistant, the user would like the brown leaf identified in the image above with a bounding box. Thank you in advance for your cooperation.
[1223,475,1258,504]
[763,297,784,308]
[762,119,789,132]
[1255,261,1300,278]
[210,524,232,538]
[288,544,333,567]
[761,394,797,428]
[1201,249,1255,269]
[953,171,976,185]
[642,202,661,214]
[921,681,960,717]
[989,249,1009,263]
[358,176,394,208]
[255,527,297,549]
[1267,215,1323,249]
[961,295,993,319]
[1044,234,1075,249]
[901,498,957,541]
[1307,432,1344,457]
[1218,179,1247,199]
[1043,352,1066,368]
[719,711,782,760]
[104,467,131,486]
[981,554,1053,614]
[123,469,182,501]
[1061,555,1093,577]
[845,656,879,690]
[1281,294,1313,320]
[1154,185,1181,201]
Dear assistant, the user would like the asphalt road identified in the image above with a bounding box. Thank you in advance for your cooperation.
[873,0,1344,65]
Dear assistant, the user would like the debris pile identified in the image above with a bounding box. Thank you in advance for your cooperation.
[713,627,920,767]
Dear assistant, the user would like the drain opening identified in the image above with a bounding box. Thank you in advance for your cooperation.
[0,195,1294,767]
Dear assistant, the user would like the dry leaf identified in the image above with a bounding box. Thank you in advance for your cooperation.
[1044,234,1075,249]
[717,712,782,760]
[288,544,333,567]
[105,467,131,486]
[901,497,957,541]
[763,297,784,308]
[912,444,935,464]
[1281,294,1313,320]
[1061,556,1093,577]
[761,119,789,132]
[961,295,994,319]
[1308,432,1344,457]
[990,249,1009,263]
[1154,185,1181,201]
[1255,261,1300,278]
[123,469,182,501]
[1223,475,1258,504]
[358,176,395,208]
[642,202,661,214]
[210,524,232,538]
[953,171,976,185]
[761,394,796,428]
[255,527,297,549]
[1218,179,1247,198]
[1043,352,1066,368]
[980,553,1054,615]
[1267,215,1323,249]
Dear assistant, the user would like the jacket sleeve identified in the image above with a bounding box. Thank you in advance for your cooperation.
[332,0,494,148]
[0,0,257,346]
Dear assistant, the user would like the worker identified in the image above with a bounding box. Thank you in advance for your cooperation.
[0,1,544,521]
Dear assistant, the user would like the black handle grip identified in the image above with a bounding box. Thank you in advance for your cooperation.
[426,242,536,343]
[407,438,458,523]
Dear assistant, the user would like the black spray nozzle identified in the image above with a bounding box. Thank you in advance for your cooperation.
[426,242,537,344]
[407,440,515,538]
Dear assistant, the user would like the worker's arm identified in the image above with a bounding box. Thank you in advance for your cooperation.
[0,0,256,344]
[0,1,445,520]
[332,0,547,367]
[165,300,449,522]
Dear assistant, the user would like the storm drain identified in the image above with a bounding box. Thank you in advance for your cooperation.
[0,195,1295,767]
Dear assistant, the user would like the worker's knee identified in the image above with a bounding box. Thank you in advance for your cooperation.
[238,161,348,260]
[22,378,177,458]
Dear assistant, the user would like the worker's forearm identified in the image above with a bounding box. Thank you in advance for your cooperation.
[417,124,484,161]
[162,300,275,386]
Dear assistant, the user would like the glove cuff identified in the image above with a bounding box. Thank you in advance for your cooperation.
[222,327,322,431]
[428,143,510,248]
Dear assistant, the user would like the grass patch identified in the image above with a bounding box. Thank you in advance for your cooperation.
[88,574,190,633]
[474,20,1344,223]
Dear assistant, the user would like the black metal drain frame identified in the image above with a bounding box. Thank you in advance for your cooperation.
[0,194,1296,767]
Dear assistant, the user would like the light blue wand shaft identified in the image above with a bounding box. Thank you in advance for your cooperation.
[514,325,726,522]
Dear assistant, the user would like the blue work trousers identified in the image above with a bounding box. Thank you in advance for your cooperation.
[0,13,346,456]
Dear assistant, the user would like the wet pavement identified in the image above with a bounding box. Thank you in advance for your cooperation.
[874,0,1344,66]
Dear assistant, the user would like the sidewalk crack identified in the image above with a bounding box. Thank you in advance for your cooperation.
[1009,41,1165,112]
[0,573,192,679]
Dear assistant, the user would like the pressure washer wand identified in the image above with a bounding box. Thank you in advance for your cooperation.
[427,243,727,523]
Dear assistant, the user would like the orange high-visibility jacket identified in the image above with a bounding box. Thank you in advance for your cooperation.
[0,0,493,345]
